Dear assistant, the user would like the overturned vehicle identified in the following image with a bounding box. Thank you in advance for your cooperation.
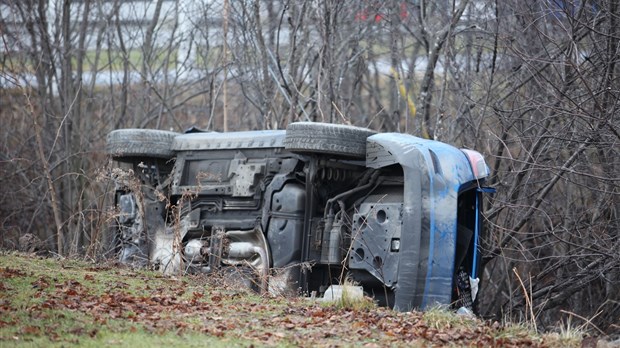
[105,122,492,311]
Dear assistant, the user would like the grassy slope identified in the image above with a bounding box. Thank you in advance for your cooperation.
[0,252,583,347]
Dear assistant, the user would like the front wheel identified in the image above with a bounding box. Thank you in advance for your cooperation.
[284,122,376,159]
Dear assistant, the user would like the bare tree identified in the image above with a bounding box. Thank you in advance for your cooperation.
[445,0,620,332]
[1,0,617,334]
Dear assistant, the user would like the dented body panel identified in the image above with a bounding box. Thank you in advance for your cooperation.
[366,133,482,309]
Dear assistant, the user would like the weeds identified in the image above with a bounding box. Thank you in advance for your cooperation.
[322,276,377,311]
[423,305,477,330]
[513,267,537,332]
[543,317,585,348]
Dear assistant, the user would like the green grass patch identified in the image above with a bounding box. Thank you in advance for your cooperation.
[1,48,178,75]
[0,251,594,347]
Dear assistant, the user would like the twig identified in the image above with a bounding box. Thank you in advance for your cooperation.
[513,267,537,332]
[559,309,606,336]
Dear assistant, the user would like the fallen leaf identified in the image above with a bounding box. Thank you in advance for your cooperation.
[21,326,40,335]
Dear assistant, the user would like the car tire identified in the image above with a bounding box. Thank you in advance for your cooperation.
[284,122,376,158]
[105,129,178,159]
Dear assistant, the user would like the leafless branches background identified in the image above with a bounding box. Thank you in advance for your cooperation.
[1,0,617,334]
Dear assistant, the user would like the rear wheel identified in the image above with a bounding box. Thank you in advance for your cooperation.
[105,129,178,159]
[105,129,177,263]
[284,122,375,159]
